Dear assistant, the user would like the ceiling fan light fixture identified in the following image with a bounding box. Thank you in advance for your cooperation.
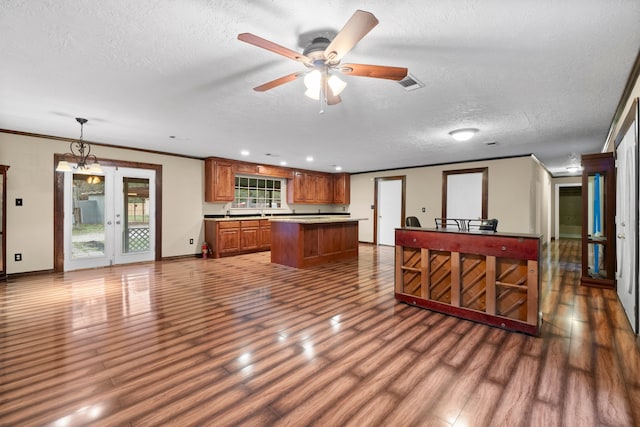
[449,128,479,142]
[328,74,346,96]
[304,70,322,95]
[304,69,347,100]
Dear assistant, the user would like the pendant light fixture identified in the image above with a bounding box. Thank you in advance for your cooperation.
[56,118,103,173]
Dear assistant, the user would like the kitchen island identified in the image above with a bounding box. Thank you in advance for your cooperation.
[395,227,541,335]
[270,217,364,268]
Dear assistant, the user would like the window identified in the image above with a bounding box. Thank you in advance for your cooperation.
[232,176,283,209]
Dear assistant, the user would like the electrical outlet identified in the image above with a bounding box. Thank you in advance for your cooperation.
[15,253,22,262]
[422,207,426,212]
[15,198,22,206]
[189,238,194,244]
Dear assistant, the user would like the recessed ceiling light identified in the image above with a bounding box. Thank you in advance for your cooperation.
[240,150,250,156]
[449,128,479,142]
[280,161,287,166]
[334,165,342,171]
[566,166,581,173]
[306,156,314,162]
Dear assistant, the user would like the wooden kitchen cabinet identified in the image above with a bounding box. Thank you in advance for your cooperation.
[288,171,336,204]
[259,219,271,249]
[205,158,234,202]
[205,219,272,258]
[215,221,241,254]
[333,173,350,204]
[240,220,260,251]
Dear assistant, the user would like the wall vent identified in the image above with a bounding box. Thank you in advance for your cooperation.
[398,74,424,91]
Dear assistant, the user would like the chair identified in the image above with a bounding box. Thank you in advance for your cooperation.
[405,216,421,227]
[478,218,498,232]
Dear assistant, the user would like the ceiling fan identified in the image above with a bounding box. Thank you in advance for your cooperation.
[238,10,408,108]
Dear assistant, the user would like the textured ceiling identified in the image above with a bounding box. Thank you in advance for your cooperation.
[1,0,639,175]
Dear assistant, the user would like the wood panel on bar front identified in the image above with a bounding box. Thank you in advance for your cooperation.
[395,228,541,335]
[271,220,359,268]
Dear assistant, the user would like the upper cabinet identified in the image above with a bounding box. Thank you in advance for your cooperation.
[288,171,338,204]
[204,158,234,202]
[204,157,349,205]
[333,172,350,205]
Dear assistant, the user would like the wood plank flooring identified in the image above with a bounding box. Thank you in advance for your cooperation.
[1,239,639,426]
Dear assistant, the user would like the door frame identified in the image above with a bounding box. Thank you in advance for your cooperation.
[554,183,582,240]
[373,176,406,245]
[54,154,163,272]
[442,167,488,219]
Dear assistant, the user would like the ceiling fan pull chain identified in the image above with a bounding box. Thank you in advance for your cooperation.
[319,76,326,114]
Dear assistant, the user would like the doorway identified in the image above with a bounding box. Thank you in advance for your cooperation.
[556,185,582,239]
[54,156,163,272]
[63,166,155,271]
[375,176,405,246]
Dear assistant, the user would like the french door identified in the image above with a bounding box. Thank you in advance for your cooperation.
[63,166,156,271]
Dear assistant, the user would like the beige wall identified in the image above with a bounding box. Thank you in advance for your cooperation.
[351,156,548,243]
[0,133,205,274]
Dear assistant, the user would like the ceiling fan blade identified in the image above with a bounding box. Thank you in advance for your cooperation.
[324,10,379,64]
[253,72,303,92]
[340,63,408,80]
[238,33,310,65]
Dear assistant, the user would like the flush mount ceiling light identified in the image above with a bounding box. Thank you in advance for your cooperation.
[56,118,103,174]
[449,128,479,142]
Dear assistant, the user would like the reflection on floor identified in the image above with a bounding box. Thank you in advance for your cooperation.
[0,239,639,426]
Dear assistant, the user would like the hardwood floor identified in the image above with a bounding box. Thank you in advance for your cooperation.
[1,239,639,426]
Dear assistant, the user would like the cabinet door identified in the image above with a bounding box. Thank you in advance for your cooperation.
[218,228,240,253]
[289,171,309,203]
[260,220,271,248]
[240,227,260,250]
[205,159,235,202]
[316,173,333,203]
[333,173,350,204]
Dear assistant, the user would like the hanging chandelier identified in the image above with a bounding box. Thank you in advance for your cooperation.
[56,117,103,173]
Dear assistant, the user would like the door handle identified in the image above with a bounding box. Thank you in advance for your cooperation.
[617,233,626,239]
[116,221,121,225]
[107,221,112,225]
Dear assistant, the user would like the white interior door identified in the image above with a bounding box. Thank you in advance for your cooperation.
[64,166,155,271]
[377,179,402,246]
[447,172,483,219]
[616,126,638,333]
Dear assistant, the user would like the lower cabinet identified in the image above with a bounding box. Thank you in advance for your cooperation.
[205,219,271,258]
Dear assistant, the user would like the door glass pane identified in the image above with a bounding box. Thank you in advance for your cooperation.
[123,177,150,253]
[72,174,105,258]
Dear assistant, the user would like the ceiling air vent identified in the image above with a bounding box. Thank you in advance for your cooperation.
[398,74,424,91]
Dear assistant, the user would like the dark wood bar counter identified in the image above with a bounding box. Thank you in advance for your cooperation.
[270,217,363,268]
[395,227,541,335]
